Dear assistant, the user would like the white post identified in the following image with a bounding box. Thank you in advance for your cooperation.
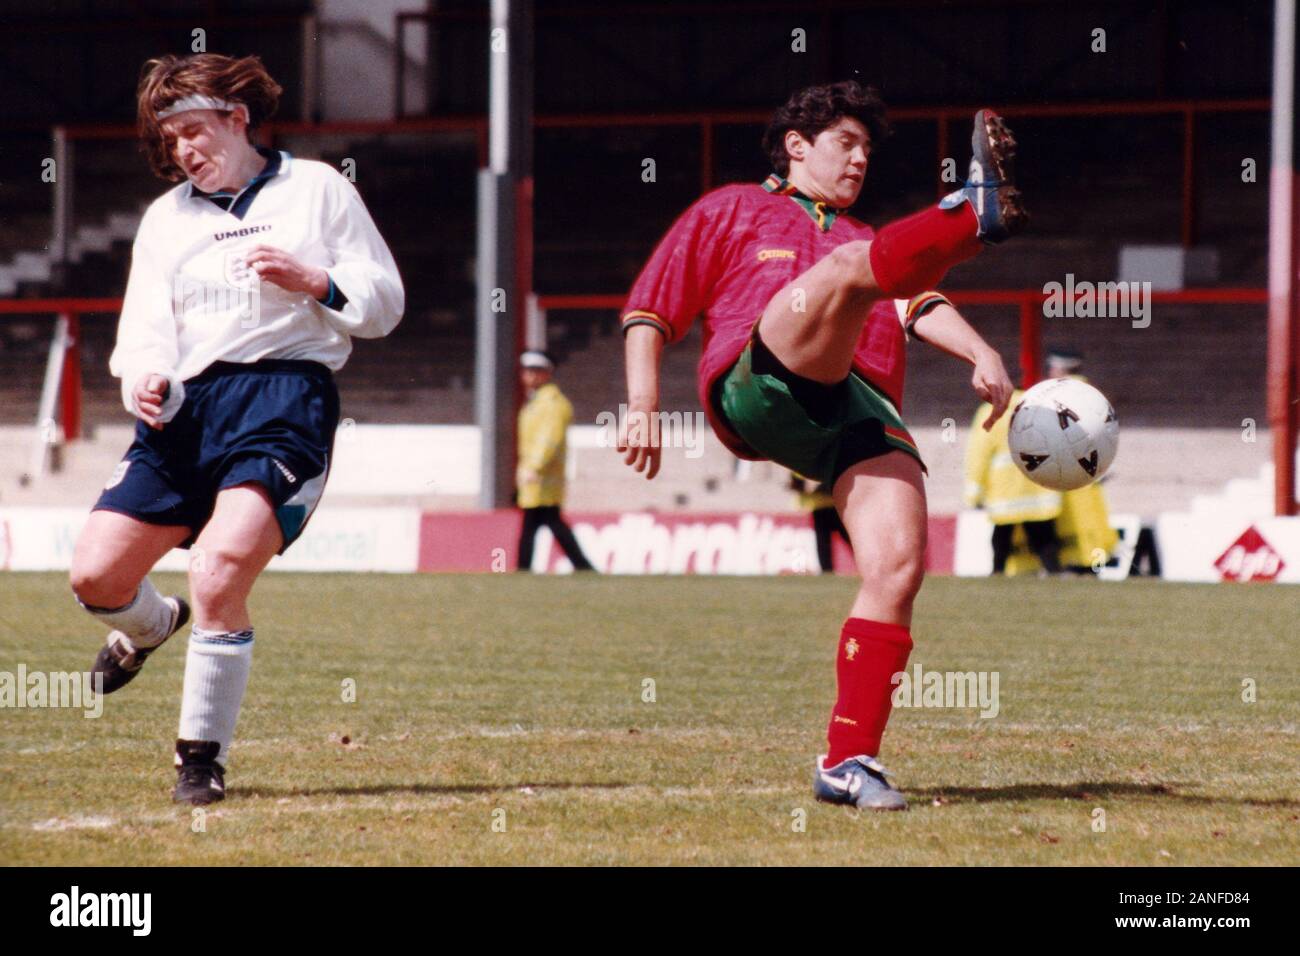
[1269,0,1298,515]
[475,0,533,509]
[475,168,505,509]
[526,293,545,351]
[23,313,70,485]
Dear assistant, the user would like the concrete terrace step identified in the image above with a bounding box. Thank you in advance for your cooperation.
[0,424,1275,522]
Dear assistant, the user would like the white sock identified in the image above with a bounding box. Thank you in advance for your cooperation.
[177,626,254,767]
[78,578,176,649]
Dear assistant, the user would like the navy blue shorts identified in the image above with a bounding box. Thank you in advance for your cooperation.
[94,359,340,554]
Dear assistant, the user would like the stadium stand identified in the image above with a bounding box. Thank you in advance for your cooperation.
[0,1,1279,526]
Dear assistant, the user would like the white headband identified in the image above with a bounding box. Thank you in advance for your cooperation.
[156,94,245,121]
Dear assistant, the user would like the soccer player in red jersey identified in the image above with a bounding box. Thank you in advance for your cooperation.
[618,81,1024,810]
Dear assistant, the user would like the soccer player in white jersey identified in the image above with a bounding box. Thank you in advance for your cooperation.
[67,54,404,804]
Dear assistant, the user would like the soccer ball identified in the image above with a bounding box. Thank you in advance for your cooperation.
[1007,378,1118,491]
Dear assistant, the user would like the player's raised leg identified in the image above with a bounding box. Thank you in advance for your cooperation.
[869,108,1026,295]
[71,511,192,693]
[757,242,884,385]
[812,450,926,811]
[172,483,283,805]
[760,109,1025,385]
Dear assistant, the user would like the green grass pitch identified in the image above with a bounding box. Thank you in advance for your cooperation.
[1,572,1296,865]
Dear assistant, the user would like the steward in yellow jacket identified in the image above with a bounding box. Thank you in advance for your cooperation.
[516,351,595,572]
[789,473,848,574]
[964,390,1062,524]
[965,389,1063,574]
[517,381,572,509]
[965,356,1118,574]
[1049,367,1118,570]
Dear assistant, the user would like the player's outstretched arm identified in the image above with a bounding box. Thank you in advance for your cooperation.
[910,302,1013,430]
[619,324,665,479]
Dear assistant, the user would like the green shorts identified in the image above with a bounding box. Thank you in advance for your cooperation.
[713,330,924,487]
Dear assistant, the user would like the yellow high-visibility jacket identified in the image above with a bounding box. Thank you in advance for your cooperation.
[791,475,835,513]
[1056,471,1118,568]
[963,392,1062,525]
[1054,376,1118,566]
[1001,462,1119,574]
[516,382,572,508]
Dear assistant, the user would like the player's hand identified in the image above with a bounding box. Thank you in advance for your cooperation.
[617,402,662,480]
[132,373,170,431]
[243,245,330,299]
[972,349,1013,430]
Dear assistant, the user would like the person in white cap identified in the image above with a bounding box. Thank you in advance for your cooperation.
[67,53,404,805]
[516,350,596,572]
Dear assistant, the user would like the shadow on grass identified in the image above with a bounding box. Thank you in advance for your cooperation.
[236,781,632,799]
[913,781,1300,809]
[235,780,1299,809]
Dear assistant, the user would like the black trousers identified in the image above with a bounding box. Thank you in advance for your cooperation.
[517,505,595,571]
[812,505,850,573]
[991,518,1061,574]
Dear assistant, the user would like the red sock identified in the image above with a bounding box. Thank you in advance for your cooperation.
[825,617,913,767]
[867,203,983,298]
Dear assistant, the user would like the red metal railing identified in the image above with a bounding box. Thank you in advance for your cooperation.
[537,286,1271,391]
[0,297,122,441]
[538,286,1291,513]
[1,287,1288,511]
[55,95,1268,250]
[2,287,1274,419]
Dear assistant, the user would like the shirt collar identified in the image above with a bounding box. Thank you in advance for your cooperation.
[188,146,286,218]
[762,173,843,232]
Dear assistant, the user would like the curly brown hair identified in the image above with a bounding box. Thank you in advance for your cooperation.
[762,81,890,177]
[136,53,282,181]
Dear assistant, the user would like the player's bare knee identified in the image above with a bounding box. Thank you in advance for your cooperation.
[829,241,873,290]
[857,547,924,603]
[69,560,135,609]
[188,551,253,613]
[898,554,926,602]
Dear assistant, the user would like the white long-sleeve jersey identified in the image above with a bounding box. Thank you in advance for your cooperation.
[109,150,404,418]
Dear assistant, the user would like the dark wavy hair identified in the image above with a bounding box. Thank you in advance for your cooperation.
[762,81,890,177]
[136,53,282,181]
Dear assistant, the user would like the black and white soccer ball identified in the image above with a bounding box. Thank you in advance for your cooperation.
[1007,378,1118,491]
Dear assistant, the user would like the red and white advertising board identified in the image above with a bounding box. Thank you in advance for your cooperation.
[0,508,421,573]
[418,511,957,575]
[1156,514,1300,583]
[0,506,955,576]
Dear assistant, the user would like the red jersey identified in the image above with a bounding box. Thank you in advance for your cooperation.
[621,174,943,459]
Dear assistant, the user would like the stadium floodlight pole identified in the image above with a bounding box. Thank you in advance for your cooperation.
[476,0,535,509]
[1268,0,1299,516]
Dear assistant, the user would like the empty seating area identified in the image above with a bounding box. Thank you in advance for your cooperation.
[0,108,1273,441]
